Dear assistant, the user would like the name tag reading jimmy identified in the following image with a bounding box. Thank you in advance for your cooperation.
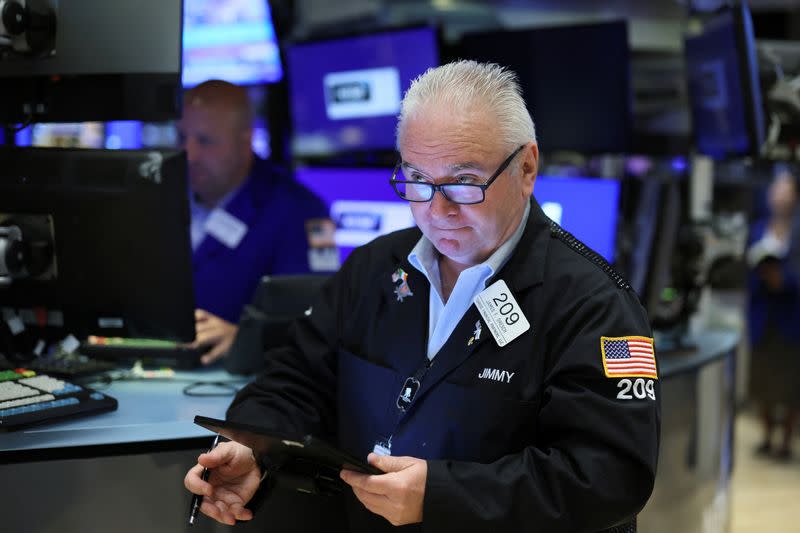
[474,280,530,347]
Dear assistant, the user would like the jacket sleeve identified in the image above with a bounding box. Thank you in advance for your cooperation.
[423,285,660,533]
[225,244,366,437]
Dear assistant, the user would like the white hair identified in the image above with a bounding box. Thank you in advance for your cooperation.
[396,60,537,151]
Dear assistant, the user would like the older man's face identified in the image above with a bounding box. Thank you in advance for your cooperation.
[399,108,535,267]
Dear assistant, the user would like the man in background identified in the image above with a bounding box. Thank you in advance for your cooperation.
[746,166,800,460]
[178,80,329,364]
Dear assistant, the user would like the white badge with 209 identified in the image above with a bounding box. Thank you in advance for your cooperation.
[474,279,530,347]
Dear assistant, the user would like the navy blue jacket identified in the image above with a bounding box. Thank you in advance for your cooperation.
[192,156,328,323]
[227,199,660,532]
[747,217,800,345]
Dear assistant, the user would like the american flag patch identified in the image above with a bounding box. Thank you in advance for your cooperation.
[600,336,658,379]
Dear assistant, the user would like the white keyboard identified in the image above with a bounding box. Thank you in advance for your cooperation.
[0,369,117,429]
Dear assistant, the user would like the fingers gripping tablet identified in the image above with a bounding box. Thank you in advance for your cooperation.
[193,415,381,495]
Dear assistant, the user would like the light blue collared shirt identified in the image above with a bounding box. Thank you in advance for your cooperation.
[408,202,530,359]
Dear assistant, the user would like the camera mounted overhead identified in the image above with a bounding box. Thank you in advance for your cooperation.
[0,0,181,123]
[0,0,56,58]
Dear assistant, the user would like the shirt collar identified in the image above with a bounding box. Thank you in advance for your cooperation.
[408,201,531,288]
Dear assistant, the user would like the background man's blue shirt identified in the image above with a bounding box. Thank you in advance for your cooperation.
[191,155,328,323]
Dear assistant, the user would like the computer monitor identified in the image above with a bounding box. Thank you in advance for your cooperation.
[294,166,414,260]
[224,273,330,375]
[458,21,632,154]
[295,167,621,264]
[0,147,196,346]
[0,0,182,123]
[104,121,143,150]
[182,0,283,87]
[15,117,264,155]
[685,2,765,159]
[622,177,683,324]
[13,122,106,149]
[286,26,440,159]
[535,176,621,263]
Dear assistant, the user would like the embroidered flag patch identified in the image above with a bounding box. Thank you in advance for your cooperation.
[600,336,657,379]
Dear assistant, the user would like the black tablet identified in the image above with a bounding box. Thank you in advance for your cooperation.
[193,415,381,475]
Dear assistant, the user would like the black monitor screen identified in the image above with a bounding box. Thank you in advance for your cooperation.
[458,21,632,154]
[0,147,195,343]
[685,3,765,159]
[0,0,182,122]
[287,26,440,158]
[623,178,682,321]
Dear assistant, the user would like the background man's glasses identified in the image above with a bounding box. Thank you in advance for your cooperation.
[390,144,525,205]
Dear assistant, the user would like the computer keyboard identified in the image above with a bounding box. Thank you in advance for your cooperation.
[25,354,119,378]
[0,369,117,430]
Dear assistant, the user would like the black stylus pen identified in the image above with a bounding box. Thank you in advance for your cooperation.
[188,434,221,526]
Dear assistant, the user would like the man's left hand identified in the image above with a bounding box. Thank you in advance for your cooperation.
[339,453,427,526]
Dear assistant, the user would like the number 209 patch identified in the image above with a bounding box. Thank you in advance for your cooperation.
[617,378,656,401]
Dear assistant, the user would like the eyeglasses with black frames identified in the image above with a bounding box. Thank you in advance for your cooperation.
[390,144,526,205]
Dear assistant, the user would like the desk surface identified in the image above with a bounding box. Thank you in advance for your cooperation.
[0,369,248,456]
[658,330,739,379]
[2,330,739,458]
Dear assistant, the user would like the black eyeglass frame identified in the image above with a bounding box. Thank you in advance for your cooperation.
[389,144,526,205]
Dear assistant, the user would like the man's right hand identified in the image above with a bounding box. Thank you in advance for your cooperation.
[183,440,263,525]
[188,309,239,365]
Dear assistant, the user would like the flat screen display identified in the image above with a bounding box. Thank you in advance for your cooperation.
[685,4,764,159]
[14,123,105,149]
[183,0,283,87]
[295,167,619,263]
[287,27,439,158]
[458,21,631,154]
[535,176,621,262]
[294,166,413,260]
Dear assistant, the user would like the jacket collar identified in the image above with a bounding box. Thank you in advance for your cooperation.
[387,198,552,418]
[389,197,551,292]
[492,197,551,293]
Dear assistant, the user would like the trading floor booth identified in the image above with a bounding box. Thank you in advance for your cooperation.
[0,332,739,533]
[0,157,740,532]
[0,3,747,532]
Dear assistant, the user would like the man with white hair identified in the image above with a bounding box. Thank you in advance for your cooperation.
[184,61,660,532]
